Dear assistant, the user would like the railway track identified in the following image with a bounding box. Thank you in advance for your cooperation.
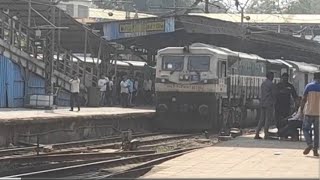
[0,150,156,164]
[1,133,209,178]
[0,132,161,157]
[5,147,202,178]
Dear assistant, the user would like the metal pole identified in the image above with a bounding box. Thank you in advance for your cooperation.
[36,135,40,156]
[84,29,88,86]
[205,0,209,13]
[114,48,118,78]
[240,7,244,26]
[28,0,31,27]
[50,4,55,103]
[97,40,102,78]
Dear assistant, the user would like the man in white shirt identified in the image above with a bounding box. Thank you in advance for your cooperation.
[120,76,129,108]
[69,76,81,111]
[143,78,152,105]
[98,75,109,106]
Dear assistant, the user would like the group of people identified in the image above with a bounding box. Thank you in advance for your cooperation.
[119,75,153,108]
[98,75,114,106]
[97,74,153,108]
[255,71,320,157]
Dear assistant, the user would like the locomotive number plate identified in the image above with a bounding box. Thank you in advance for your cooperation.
[166,84,205,91]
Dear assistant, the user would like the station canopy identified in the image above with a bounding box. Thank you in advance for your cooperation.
[0,0,113,55]
[112,15,320,65]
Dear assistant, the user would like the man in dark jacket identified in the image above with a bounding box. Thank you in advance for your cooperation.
[275,73,298,131]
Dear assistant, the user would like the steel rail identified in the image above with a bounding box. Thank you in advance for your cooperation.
[0,132,160,157]
[50,132,162,149]
[90,134,200,150]
[0,157,119,177]
[0,150,156,165]
[5,148,199,178]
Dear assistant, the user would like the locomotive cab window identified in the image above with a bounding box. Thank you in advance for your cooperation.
[162,56,184,71]
[188,56,210,71]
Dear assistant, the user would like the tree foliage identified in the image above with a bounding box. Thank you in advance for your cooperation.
[93,0,226,13]
[246,0,320,14]
[246,0,279,13]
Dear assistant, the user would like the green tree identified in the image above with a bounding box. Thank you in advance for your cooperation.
[285,0,320,14]
[246,0,320,14]
[246,0,280,13]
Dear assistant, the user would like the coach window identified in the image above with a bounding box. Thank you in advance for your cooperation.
[162,56,184,71]
[188,56,210,71]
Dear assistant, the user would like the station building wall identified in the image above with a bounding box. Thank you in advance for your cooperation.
[0,55,70,108]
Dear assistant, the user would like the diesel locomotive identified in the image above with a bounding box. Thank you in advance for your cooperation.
[154,43,320,132]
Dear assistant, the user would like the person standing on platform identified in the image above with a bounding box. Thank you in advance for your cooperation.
[275,73,298,131]
[126,77,134,106]
[255,72,276,139]
[69,75,81,112]
[98,75,109,106]
[301,71,320,157]
[132,77,139,105]
[107,76,114,106]
[143,78,152,105]
[120,76,129,108]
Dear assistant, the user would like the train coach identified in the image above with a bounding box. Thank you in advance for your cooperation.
[154,43,320,132]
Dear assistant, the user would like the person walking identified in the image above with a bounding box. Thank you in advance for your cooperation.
[301,71,320,157]
[255,72,277,139]
[69,76,81,112]
[120,76,129,108]
[275,73,298,131]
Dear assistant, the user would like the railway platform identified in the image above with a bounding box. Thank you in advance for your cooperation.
[142,134,319,179]
[0,107,154,122]
[0,107,155,147]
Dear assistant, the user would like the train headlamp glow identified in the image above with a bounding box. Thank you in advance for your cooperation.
[203,79,208,83]
[179,75,183,80]
[172,97,177,102]
[184,75,189,80]
[161,79,165,83]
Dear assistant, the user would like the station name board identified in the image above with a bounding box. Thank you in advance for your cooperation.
[119,21,165,33]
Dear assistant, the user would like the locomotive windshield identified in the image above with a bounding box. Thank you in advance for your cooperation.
[162,56,184,71]
[188,56,210,71]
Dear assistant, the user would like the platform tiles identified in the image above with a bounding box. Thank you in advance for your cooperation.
[0,107,155,121]
[141,135,319,179]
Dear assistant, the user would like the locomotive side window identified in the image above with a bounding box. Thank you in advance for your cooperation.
[218,61,227,78]
[162,56,184,71]
[187,56,210,71]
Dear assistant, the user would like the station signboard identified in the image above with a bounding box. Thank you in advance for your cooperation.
[102,17,175,40]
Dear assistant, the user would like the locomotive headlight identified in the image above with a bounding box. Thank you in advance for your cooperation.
[203,79,208,84]
[179,75,183,80]
[184,75,189,80]
[161,79,165,83]
[172,97,176,102]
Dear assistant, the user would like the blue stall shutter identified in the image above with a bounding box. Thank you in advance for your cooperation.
[6,59,25,107]
[28,73,45,95]
[0,55,25,108]
[0,56,8,107]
